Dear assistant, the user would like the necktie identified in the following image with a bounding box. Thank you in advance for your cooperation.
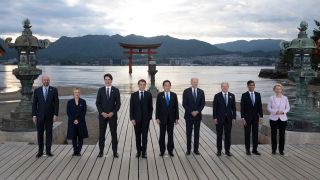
[251,92,255,106]
[224,93,228,106]
[140,91,144,101]
[44,87,48,101]
[193,89,197,102]
[166,92,170,107]
[106,88,110,100]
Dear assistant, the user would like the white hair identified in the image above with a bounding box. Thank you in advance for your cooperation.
[221,82,229,87]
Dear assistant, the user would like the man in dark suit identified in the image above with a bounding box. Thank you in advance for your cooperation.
[241,80,263,155]
[32,75,59,158]
[130,79,153,158]
[213,82,236,156]
[156,80,179,157]
[96,73,121,158]
[182,78,205,155]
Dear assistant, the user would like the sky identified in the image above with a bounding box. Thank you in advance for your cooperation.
[0,0,318,44]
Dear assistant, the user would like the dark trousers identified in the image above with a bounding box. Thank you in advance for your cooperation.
[216,117,232,153]
[186,118,201,152]
[244,118,259,151]
[72,126,83,154]
[159,120,174,153]
[134,120,150,154]
[99,117,118,153]
[37,115,53,153]
[270,119,287,153]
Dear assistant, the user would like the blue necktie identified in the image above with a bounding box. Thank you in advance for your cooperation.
[106,88,110,100]
[44,87,48,101]
[193,89,197,102]
[224,93,228,107]
[251,92,255,106]
[166,92,170,107]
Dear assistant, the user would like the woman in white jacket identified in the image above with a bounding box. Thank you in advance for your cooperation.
[267,83,290,155]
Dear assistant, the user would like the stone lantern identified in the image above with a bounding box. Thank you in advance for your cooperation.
[2,19,50,131]
[148,60,159,97]
[282,21,320,132]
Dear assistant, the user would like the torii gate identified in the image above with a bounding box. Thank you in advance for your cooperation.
[0,45,5,57]
[119,43,161,74]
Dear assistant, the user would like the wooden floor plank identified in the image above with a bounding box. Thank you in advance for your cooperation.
[2,97,320,180]
[67,145,95,180]
[16,145,60,180]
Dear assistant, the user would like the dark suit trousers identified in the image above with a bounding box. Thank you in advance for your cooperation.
[134,120,150,154]
[216,117,232,153]
[37,115,53,153]
[186,118,201,152]
[244,118,259,151]
[99,117,118,153]
[159,119,174,153]
[72,125,83,154]
[270,119,287,153]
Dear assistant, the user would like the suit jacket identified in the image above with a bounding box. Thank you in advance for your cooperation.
[212,92,236,122]
[67,98,88,139]
[240,91,263,121]
[182,87,205,120]
[130,91,153,122]
[32,86,59,121]
[156,91,179,124]
[95,86,121,120]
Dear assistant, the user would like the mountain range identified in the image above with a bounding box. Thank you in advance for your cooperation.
[0,35,281,61]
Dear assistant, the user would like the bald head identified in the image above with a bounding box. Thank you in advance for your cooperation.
[221,82,229,93]
[42,76,50,87]
[190,78,199,88]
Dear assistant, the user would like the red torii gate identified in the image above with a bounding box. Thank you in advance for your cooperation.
[119,43,161,74]
[0,45,5,57]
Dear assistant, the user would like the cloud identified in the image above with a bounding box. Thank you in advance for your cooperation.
[0,0,317,44]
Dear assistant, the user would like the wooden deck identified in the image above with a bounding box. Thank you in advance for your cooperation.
[1,96,320,180]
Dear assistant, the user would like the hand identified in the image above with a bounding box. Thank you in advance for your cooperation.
[101,112,108,118]
[131,120,136,126]
[191,111,199,117]
[213,118,218,124]
[33,116,37,125]
[53,115,58,122]
[107,112,114,118]
[74,120,79,125]
[156,119,160,124]
[242,118,247,126]
[175,119,179,124]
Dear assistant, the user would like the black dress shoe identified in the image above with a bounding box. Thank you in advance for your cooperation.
[279,152,284,156]
[216,151,222,156]
[97,152,103,158]
[77,152,82,156]
[272,151,276,155]
[36,152,43,158]
[186,151,191,155]
[169,152,174,157]
[246,151,251,155]
[194,151,200,155]
[159,152,164,157]
[136,152,141,158]
[113,153,119,158]
[252,151,261,155]
[72,153,77,156]
[142,153,147,158]
[46,152,54,157]
[226,152,232,156]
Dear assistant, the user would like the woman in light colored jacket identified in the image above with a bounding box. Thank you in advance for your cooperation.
[267,83,290,155]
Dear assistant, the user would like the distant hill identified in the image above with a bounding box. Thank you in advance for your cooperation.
[0,36,282,61]
[214,39,283,53]
[37,35,227,60]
